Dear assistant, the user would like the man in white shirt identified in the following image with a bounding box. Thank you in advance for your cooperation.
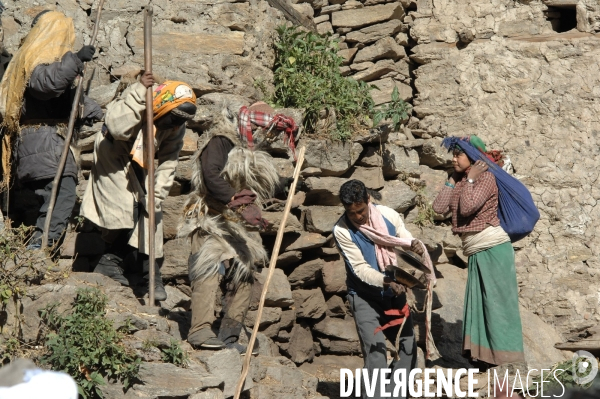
[333,179,422,399]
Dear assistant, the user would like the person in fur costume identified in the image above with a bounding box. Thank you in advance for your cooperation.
[180,101,296,352]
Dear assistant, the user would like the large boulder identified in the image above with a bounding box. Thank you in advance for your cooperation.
[357,146,383,167]
[256,268,294,308]
[326,295,348,318]
[281,233,328,252]
[353,37,406,64]
[345,166,385,189]
[301,139,363,177]
[418,137,452,168]
[304,176,346,206]
[288,259,323,288]
[314,317,361,355]
[346,20,404,44]
[382,143,420,178]
[162,239,191,279]
[286,322,316,364]
[304,206,345,234]
[263,212,303,235]
[353,59,402,82]
[331,3,404,29]
[418,166,448,206]
[245,307,282,329]
[322,259,347,294]
[249,356,318,398]
[196,349,253,398]
[377,179,417,213]
[370,78,413,105]
[277,251,303,268]
[293,289,327,319]
[133,363,222,397]
[314,317,360,342]
[162,195,187,239]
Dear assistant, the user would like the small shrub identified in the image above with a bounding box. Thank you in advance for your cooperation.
[141,338,159,352]
[40,288,141,399]
[414,198,436,227]
[270,25,375,141]
[373,86,412,131]
[0,225,47,305]
[0,337,20,363]
[403,179,435,227]
[526,357,599,394]
[160,339,189,368]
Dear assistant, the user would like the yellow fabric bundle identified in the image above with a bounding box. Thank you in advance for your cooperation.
[0,11,75,190]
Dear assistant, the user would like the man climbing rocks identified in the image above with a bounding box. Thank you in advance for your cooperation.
[180,102,296,353]
[333,179,423,399]
[0,10,102,248]
[80,72,197,302]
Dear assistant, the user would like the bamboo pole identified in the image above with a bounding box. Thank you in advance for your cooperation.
[143,5,156,305]
[42,0,106,248]
[232,146,306,399]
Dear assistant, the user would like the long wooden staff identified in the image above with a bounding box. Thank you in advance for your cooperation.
[143,6,156,304]
[42,0,106,248]
[233,146,306,399]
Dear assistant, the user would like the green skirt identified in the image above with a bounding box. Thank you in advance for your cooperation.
[462,241,525,366]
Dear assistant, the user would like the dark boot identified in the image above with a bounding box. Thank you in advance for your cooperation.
[93,254,129,286]
[142,257,167,302]
[218,317,259,355]
[187,331,225,350]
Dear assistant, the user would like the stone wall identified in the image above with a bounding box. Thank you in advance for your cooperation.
[407,0,600,341]
[0,0,580,388]
[293,0,413,105]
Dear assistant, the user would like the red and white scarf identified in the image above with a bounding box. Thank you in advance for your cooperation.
[237,105,298,159]
[356,203,436,283]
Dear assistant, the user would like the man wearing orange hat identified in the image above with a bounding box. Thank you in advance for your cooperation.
[80,71,197,301]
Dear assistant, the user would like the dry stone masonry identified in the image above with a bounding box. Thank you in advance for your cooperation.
[2,0,596,397]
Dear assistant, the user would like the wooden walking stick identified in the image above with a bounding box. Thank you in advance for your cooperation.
[42,0,106,248]
[143,5,156,305]
[233,146,306,399]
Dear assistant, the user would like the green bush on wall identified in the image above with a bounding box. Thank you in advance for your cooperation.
[270,25,375,141]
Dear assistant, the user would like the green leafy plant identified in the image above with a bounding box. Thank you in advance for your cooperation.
[373,86,412,131]
[415,201,436,227]
[160,339,189,368]
[0,225,50,338]
[0,337,20,363]
[141,338,159,352]
[270,25,375,141]
[40,288,141,399]
[403,180,435,227]
[526,357,599,393]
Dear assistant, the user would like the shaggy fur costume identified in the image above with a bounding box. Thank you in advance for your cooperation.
[179,106,279,285]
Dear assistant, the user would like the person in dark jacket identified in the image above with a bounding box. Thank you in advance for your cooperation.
[0,10,102,248]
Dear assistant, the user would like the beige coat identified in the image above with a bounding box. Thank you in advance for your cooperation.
[80,82,185,257]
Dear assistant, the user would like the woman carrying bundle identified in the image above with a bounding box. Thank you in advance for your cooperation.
[432,135,524,368]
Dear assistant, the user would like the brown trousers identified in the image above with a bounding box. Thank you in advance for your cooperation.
[188,274,252,340]
[188,234,253,343]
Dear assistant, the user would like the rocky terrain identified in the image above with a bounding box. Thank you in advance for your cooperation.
[2,0,598,397]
